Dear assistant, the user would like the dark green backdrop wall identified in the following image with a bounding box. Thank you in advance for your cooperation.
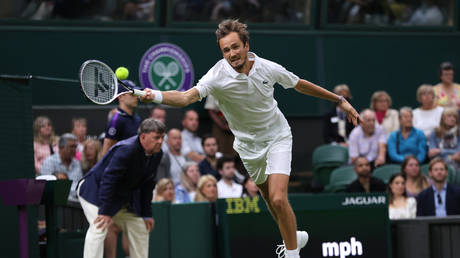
[1,27,459,114]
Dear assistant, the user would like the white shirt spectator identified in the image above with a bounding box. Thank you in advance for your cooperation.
[181,129,204,155]
[413,106,443,137]
[217,179,243,198]
[389,197,417,219]
[167,151,187,185]
[348,124,387,163]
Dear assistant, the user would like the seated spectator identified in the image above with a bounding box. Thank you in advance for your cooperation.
[428,107,460,171]
[198,135,220,180]
[322,84,354,146]
[33,116,58,175]
[407,0,444,26]
[387,107,426,163]
[349,109,387,168]
[388,173,417,219]
[153,178,176,202]
[150,105,167,124]
[346,156,386,193]
[194,175,218,202]
[242,177,259,198]
[71,118,88,161]
[175,162,200,203]
[413,84,444,138]
[40,133,82,201]
[434,61,460,109]
[217,156,243,198]
[181,110,205,162]
[370,91,399,137]
[165,128,187,185]
[417,158,460,217]
[401,155,431,197]
[80,138,102,175]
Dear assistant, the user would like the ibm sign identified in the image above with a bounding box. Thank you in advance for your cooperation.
[218,193,390,258]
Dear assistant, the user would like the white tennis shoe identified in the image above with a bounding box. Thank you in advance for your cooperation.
[276,231,309,258]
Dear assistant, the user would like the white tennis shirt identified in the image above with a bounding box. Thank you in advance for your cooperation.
[195,52,299,142]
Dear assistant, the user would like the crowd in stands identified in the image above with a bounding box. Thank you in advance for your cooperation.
[327,0,454,26]
[323,61,460,219]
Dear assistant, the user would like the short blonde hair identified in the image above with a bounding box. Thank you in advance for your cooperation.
[416,84,435,103]
[370,91,392,110]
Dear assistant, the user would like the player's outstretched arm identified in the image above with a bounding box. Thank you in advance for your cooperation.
[141,88,200,107]
[294,79,362,125]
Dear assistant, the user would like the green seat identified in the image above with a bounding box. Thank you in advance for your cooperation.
[373,164,401,184]
[312,144,349,186]
[324,166,357,192]
[421,163,455,183]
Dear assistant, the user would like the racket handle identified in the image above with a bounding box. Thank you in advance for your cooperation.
[132,89,146,97]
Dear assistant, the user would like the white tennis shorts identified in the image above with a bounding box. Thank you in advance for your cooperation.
[234,134,292,185]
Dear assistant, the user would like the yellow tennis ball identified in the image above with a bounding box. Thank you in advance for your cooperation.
[115,67,129,80]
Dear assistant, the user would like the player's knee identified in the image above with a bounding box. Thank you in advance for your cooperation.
[269,194,287,210]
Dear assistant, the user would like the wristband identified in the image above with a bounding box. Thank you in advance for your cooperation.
[152,90,163,104]
[338,95,343,103]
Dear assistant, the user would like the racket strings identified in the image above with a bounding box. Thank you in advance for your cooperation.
[80,62,117,104]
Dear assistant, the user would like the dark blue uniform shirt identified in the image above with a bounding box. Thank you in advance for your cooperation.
[79,136,162,217]
[105,107,141,141]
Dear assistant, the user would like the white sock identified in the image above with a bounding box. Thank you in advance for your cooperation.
[285,249,300,258]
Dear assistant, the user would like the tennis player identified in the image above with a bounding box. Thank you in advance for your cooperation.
[141,19,361,258]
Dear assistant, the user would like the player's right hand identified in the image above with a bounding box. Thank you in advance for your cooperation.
[94,215,112,231]
[139,88,154,103]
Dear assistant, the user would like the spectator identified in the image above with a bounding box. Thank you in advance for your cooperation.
[71,118,88,161]
[401,155,431,197]
[150,105,167,124]
[149,105,171,181]
[349,109,386,168]
[175,162,200,203]
[322,84,354,146]
[121,0,155,21]
[101,80,142,156]
[346,156,386,193]
[217,156,243,198]
[40,133,82,201]
[194,175,218,202]
[198,135,220,180]
[370,91,399,137]
[80,138,102,175]
[434,61,460,109]
[181,109,205,162]
[205,94,235,156]
[428,107,460,171]
[388,173,417,219]
[165,128,187,185]
[153,178,176,202]
[417,158,460,217]
[413,84,444,138]
[407,0,444,26]
[242,176,260,198]
[387,107,427,163]
[33,116,58,175]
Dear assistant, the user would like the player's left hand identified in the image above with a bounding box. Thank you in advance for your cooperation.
[144,217,154,232]
[338,98,361,126]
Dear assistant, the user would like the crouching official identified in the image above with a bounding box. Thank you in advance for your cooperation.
[77,118,165,258]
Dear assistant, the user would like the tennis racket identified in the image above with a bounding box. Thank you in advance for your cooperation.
[79,60,145,105]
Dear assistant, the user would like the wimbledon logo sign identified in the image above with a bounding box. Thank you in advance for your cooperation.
[139,43,194,91]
